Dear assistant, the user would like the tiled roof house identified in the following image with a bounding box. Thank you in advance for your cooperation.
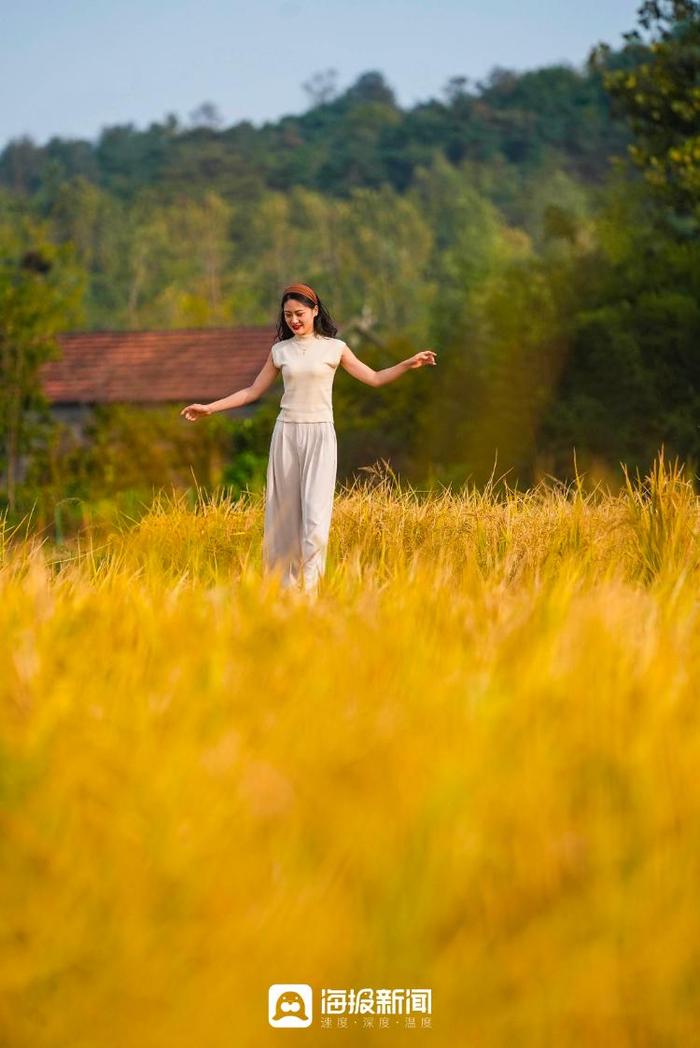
[39,325,279,429]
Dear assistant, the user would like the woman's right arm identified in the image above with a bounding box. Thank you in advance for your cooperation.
[181,349,280,421]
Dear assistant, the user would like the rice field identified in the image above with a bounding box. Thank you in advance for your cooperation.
[2,449,700,1046]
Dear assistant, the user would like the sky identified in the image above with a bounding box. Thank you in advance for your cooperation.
[0,0,642,149]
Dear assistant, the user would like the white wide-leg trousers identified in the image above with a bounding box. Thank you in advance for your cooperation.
[263,419,337,593]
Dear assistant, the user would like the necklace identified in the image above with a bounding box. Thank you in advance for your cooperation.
[294,332,315,354]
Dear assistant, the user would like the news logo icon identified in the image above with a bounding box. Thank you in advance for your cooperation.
[269,984,313,1028]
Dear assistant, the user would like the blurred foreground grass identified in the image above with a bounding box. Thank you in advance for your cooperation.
[1,449,700,1046]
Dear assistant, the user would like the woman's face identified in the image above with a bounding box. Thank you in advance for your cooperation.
[283,298,317,336]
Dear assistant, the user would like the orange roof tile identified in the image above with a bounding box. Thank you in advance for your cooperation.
[39,326,278,404]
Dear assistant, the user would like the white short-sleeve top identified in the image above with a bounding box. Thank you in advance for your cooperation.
[271,333,347,423]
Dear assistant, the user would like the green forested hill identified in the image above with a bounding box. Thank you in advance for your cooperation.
[0,61,630,206]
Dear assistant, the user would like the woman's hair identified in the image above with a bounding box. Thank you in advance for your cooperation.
[275,290,338,341]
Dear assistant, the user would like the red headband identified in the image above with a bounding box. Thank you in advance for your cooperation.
[283,282,318,306]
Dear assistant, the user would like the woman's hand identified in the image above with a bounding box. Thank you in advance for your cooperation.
[407,349,437,369]
[180,403,212,422]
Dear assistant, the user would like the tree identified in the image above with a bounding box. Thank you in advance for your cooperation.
[590,0,700,218]
[302,69,339,107]
[342,71,398,108]
[0,223,84,511]
[189,102,224,130]
[442,76,471,105]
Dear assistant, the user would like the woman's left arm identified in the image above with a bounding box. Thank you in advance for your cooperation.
[340,345,437,387]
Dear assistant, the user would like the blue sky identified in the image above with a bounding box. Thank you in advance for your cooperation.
[1,0,641,148]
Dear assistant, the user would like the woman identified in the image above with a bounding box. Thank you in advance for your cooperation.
[181,282,437,594]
